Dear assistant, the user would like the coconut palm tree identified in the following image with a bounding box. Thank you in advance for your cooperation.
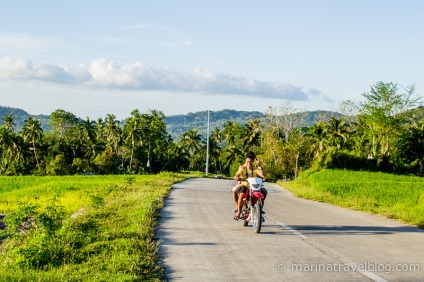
[123,112,142,170]
[165,142,190,171]
[79,117,97,157]
[304,122,328,161]
[104,114,122,155]
[22,117,43,170]
[326,117,349,150]
[243,119,261,149]
[2,114,16,132]
[180,129,202,171]
[223,121,236,146]
[211,127,223,144]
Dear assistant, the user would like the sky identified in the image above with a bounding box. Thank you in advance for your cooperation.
[0,0,423,119]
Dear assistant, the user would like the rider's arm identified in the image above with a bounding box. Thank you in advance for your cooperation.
[256,160,265,178]
[234,166,243,181]
[256,168,265,178]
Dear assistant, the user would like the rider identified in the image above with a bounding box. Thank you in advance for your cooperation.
[232,152,267,220]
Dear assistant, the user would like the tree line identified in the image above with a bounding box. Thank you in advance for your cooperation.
[0,81,423,178]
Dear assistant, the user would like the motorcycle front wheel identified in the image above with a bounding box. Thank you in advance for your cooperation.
[252,199,262,233]
[241,203,249,227]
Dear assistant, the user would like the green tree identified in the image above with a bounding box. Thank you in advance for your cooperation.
[79,117,97,158]
[49,109,78,142]
[2,114,16,132]
[165,142,190,171]
[243,119,261,149]
[326,117,349,150]
[180,129,202,171]
[104,114,122,155]
[123,110,142,171]
[22,117,43,170]
[304,122,328,161]
[359,81,422,162]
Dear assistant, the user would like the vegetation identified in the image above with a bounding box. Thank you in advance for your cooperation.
[281,169,424,228]
[0,81,423,179]
[0,80,423,279]
[0,173,197,281]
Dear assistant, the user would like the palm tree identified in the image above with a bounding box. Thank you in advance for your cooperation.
[2,114,16,132]
[224,145,242,170]
[181,129,201,155]
[96,117,105,143]
[223,121,236,146]
[211,127,223,144]
[22,117,43,170]
[243,119,261,149]
[326,117,349,150]
[304,122,328,160]
[104,114,122,155]
[165,142,190,171]
[79,117,97,157]
[123,113,142,170]
[180,129,202,171]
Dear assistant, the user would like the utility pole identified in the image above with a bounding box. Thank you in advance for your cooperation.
[205,110,210,176]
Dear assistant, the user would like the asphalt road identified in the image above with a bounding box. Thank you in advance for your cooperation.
[156,178,424,281]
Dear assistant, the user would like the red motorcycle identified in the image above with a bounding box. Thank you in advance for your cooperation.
[239,177,265,233]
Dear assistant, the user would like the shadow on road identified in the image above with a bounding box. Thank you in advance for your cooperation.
[289,224,424,235]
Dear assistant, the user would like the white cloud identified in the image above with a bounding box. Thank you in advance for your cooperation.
[0,56,323,101]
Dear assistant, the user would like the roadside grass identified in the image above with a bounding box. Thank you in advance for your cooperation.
[280,169,424,228]
[0,172,200,281]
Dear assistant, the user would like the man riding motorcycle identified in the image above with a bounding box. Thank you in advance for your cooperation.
[232,152,267,220]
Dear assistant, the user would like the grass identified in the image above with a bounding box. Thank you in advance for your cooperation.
[0,172,201,281]
[280,169,424,228]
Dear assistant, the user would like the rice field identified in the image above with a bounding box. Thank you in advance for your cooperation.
[281,169,424,228]
[0,172,198,281]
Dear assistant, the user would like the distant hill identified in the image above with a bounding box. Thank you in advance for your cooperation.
[164,109,265,141]
[0,106,51,132]
[0,106,345,140]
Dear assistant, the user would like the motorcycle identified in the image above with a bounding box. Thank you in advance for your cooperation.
[239,177,265,233]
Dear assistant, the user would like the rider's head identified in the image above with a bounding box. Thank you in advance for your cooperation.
[245,152,255,168]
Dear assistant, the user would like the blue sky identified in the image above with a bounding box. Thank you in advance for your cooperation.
[0,0,423,119]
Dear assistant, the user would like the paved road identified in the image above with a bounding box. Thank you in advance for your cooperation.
[156,178,424,281]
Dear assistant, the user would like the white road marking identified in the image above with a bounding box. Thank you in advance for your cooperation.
[345,263,389,282]
[267,216,389,282]
[271,219,308,239]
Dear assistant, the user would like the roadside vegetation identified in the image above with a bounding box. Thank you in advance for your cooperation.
[281,169,424,228]
[0,173,197,281]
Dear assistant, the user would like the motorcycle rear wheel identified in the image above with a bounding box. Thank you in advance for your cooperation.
[241,203,249,226]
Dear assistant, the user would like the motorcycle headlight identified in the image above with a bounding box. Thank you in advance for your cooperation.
[252,184,260,189]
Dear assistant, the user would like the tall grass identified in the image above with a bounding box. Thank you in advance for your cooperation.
[0,173,198,281]
[281,169,424,228]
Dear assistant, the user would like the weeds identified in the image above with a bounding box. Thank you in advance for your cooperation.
[0,173,196,281]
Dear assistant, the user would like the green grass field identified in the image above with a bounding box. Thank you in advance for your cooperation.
[0,173,198,281]
[281,169,424,228]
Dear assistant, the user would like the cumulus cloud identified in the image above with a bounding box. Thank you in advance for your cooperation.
[0,56,322,101]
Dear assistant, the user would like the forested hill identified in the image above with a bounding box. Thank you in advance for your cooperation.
[0,106,50,132]
[0,106,344,141]
[164,109,265,140]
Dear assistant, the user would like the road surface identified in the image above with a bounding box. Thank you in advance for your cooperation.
[156,178,424,281]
